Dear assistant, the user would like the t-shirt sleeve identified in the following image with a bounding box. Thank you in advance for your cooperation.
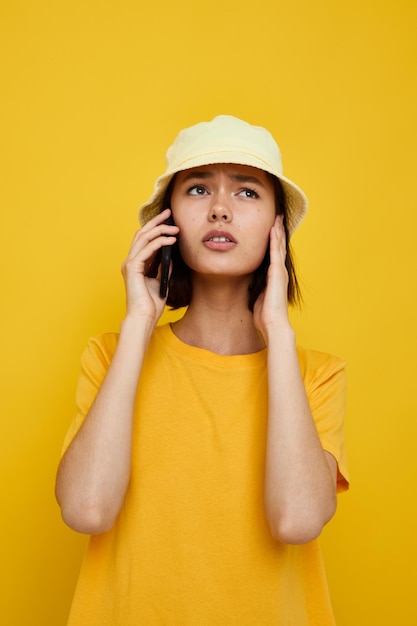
[61,333,118,455]
[299,348,349,493]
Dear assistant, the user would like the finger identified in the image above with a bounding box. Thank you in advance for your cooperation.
[124,235,177,276]
[270,216,287,265]
[128,209,176,246]
[139,208,173,234]
[127,216,179,262]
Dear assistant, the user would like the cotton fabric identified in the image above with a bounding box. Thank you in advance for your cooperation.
[63,323,349,625]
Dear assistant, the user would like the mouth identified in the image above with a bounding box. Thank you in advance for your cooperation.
[207,236,233,243]
[203,231,237,244]
[203,230,237,250]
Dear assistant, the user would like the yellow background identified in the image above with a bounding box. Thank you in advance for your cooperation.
[1,1,416,624]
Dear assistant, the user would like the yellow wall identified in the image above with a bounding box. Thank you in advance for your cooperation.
[1,1,416,624]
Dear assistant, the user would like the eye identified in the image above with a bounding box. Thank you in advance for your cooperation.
[238,188,259,199]
[188,185,208,196]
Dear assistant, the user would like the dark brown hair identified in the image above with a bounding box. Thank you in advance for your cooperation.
[152,174,301,310]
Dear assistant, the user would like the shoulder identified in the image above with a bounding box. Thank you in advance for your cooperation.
[81,326,170,371]
[297,345,346,380]
[297,346,347,395]
[80,332,120,371]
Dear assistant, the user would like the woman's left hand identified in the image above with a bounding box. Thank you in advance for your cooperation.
[253,215,291,341]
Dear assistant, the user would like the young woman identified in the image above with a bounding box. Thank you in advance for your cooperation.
[56,115,349,625]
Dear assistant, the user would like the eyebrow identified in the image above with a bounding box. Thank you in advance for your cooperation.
[180,170,266,187]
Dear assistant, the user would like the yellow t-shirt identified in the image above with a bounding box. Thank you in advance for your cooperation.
[64,323,349,626]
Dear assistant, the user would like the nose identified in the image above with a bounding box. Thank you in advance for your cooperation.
[208,193,232,222]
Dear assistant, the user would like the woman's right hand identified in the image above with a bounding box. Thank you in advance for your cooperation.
[121,208,179,324]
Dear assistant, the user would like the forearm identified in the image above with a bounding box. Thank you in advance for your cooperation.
[264,324,337,544]
[55,315,154,534]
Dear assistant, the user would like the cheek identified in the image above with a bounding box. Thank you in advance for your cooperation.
[254,216,274,243]
[177,235,192,260]
[175,221,200,267]
[248,240,269,268]
[248,221,273,265]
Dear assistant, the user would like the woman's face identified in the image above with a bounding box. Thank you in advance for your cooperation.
[170,163,276,279]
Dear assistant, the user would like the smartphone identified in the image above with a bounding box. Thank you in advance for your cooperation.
[159,212,174,298]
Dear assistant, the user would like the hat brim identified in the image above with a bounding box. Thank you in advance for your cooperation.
[138,153,308,235]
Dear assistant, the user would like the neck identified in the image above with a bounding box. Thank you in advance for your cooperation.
[171,276,265,355]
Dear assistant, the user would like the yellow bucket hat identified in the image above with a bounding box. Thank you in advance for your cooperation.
[138,115,308,235]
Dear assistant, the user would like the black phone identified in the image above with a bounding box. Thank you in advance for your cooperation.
[159,213,174,298]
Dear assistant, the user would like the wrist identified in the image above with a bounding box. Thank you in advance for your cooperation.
[262,321,295,347]
[120,313,156,344]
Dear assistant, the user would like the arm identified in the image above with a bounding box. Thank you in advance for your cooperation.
[55,209,179,535]
[254,217,337,544]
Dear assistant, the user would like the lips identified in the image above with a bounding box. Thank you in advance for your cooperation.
[203,230,237,244]
[202,230,237,251]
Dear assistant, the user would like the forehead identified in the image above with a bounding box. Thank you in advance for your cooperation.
[175,163,273,186]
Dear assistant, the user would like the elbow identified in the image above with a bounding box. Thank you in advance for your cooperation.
[267,515,324,545]
[56,488,116,535]
[60,505,115,535]
[266,499,337,545]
